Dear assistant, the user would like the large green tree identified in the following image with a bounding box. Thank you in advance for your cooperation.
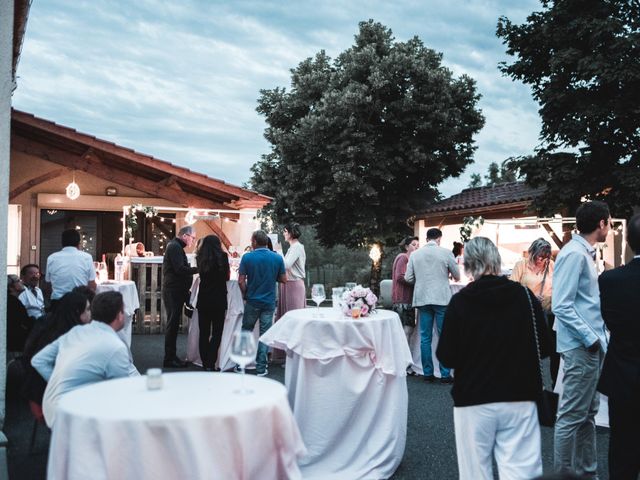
[251,20,485,250]
[497,0,640,216]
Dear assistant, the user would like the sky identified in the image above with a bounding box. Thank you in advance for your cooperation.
[13,0,544,198]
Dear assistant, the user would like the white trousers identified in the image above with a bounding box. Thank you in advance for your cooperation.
[454,401,542,480]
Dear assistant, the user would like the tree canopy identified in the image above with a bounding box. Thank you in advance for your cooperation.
[251,20,484,248]
[497,0,640,216]
[468,160,519,188]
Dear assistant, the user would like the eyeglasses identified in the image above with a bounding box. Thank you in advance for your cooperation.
[184,233,196,240]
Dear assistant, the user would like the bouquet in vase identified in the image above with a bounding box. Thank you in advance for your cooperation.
[341,285,378,318]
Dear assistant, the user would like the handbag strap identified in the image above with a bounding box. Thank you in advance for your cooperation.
[523,285,547,391]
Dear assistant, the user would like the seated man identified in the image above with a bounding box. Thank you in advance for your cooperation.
[31,291,139,427]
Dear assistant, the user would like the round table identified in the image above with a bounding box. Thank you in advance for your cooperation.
[260,308,412,480]
[47,372,306,480]
[96,280,139,347]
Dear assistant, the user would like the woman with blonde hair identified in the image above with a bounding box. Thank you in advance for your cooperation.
[511,237,559,385]
[437,237,550,480]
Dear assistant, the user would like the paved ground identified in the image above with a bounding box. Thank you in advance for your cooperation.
[5,334,610,479]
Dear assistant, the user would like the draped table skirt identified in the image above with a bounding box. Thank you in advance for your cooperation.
[261,307,412,480]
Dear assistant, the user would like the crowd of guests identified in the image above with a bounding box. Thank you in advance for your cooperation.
[7,202,639,478]
[392,200,640,479]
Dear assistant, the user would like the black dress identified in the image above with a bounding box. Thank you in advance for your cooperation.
[197,255,230,370]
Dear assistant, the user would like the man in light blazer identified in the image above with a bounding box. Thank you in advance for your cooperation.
[406,228,460,383]
[597,213,640,479]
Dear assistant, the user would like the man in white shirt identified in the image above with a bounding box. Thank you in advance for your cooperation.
[31,291,139,427]
[45,229,97,310]
[405,228,460,383]
[19,263,45,320]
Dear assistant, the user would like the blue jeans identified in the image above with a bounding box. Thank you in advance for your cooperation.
[242,302,275,373]
[419,305,450,378]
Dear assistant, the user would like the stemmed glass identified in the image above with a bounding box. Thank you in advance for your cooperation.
[311,284,326,317]
[230,331,257,394]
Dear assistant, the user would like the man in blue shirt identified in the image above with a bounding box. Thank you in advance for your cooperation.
[552,200,610,477]
[238,230,286,376]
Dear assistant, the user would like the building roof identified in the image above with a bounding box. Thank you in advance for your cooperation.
[415,181,545,220]
[11,109,271,210]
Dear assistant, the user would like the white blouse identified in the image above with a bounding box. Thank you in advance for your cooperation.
[284,242,306,280]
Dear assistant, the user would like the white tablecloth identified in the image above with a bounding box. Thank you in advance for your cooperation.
[48,372,306,480]
[408,283,466,376]
[186,278,260,370]
[96,280,139,347]
[260,308,412,480]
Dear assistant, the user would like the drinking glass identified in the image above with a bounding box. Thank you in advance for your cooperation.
[311,284,326,316]
[230,331,257,394]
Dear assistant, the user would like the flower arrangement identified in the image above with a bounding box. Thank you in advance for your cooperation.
[341,285,378,318]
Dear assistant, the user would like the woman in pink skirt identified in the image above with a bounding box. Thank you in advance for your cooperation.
[272,223,307,363]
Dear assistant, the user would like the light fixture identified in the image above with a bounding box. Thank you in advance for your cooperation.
[66,173,80,200]
[105,186,118,196]
[369,244,382,263]
[185,210,197,225]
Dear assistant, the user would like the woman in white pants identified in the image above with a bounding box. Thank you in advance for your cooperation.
[437,237,551,480]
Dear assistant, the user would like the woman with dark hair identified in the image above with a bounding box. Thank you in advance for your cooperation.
[195,235,230,371]
[452,242,464,265]
[437,237,550,479]
[22,291,91,405]
[279,222,306,313]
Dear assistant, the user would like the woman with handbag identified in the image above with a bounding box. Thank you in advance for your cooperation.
[511,238,560,387]
[195,235,230,371]
[437,237,551,480]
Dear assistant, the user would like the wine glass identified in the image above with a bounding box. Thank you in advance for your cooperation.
[230,331,257,394]
[311,284,325,316]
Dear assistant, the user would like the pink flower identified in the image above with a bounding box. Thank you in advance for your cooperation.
[365,292,377,306]
[360,304,369,316]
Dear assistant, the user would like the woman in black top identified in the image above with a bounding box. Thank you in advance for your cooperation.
[437,236,551,480]
[195,235,230,371]
[22,291,91,405]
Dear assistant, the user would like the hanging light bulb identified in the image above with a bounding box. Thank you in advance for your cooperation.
[66,173,80,200]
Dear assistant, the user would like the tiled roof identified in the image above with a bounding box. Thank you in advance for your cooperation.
[419,181,545,216]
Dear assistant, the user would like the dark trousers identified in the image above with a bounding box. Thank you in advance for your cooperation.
[163,289,187,361]
[608,392,640,479]
[547,313,560,388]
[197,304,226,370]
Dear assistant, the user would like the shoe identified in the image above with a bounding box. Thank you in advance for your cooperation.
[440,376,454,385]
[406,369,417,376]
[256,370,268,377]
[163,358,188,368]
[233,365,243,373]
[423,375,436,383]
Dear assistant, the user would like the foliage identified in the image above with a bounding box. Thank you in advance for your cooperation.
[459,216,484,243]
[252,20,485,249]
[497,0,640,217]
[468,160,519,188]
[125,204,158,239]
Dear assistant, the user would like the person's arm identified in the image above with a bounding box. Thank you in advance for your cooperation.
[404,256,416,284]
[31,336,62,381]
[106,346,139,378]
[395,255,412,286]
[528,287,552,359]
[447,252,460,281]
[238,274,247,298]
[510,260,524,284]
[552,252,599,348]
[283,243,301,270]
[277,256,287,283]
[436,300,461,369]
[167,244,198,276]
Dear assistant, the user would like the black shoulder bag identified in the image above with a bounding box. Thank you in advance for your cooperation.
[523,286,559,427]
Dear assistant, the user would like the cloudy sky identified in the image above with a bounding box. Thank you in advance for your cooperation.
[14,0,543,197]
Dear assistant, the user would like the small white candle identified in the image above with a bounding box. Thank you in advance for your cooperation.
[146,368,163,390]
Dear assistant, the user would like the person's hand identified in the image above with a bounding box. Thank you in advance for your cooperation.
[587,341,600,353]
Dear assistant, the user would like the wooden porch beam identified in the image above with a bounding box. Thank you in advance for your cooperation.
[202,220,232,250]
[9,167,71,200]
[12,135,227,210]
